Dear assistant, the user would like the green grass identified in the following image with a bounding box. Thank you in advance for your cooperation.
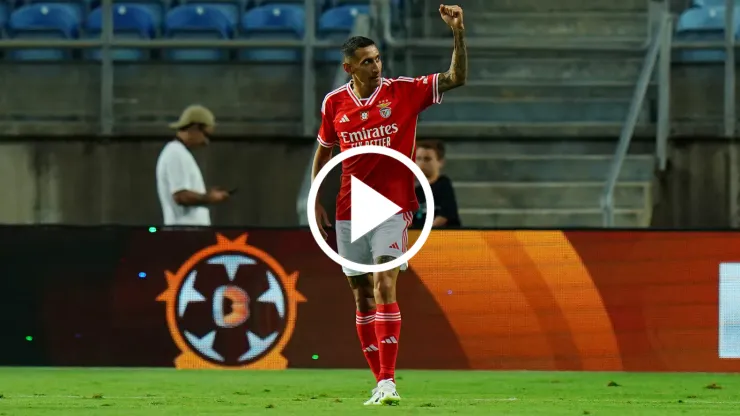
[1,368,740,415]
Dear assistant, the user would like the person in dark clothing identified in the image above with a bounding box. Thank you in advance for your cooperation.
[413,140,461,229]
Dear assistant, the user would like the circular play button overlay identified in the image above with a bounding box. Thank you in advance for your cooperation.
[307,145,434,274]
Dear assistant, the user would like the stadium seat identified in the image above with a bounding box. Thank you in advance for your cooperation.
[180,0,247,26]
[692,0,740,8]
[332,0,369,6]
[87,0,168,26]
[331,0,402,10]
[256,0,325,8]
[164,4,234,61]
[675,6,740,62]
[23,0,86,21]
[317,5,369,62]
[239,4,304,62]
[86,4,156,61]
[8,4,81,60]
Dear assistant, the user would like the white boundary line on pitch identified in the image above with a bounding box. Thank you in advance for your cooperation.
[6,395,740,405]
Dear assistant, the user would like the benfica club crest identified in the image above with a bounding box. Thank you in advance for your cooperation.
[377,100,392,119]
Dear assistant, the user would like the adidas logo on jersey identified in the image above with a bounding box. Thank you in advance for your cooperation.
[389,242,400,250]
[340,114,350,123]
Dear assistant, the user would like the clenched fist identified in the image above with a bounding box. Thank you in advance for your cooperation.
[439,4,464,30]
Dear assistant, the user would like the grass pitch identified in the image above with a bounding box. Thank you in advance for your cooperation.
[1,368,739,415]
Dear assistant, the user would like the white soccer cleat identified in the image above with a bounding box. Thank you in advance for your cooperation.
[363,387,381,406]
[377,379,401,406]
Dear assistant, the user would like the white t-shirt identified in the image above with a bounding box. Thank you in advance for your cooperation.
[155,140,211,226]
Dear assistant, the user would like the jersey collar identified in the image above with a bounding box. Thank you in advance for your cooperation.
[346,78,384,108]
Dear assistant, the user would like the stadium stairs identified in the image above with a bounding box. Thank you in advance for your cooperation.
[444,140,655,228]
[403,0,656,227]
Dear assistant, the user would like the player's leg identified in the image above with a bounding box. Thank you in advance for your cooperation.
[372,261,402,406]
[347,274,387,406]
[335,220,382,385]
[347,273,382,382]
[368,212,413,405]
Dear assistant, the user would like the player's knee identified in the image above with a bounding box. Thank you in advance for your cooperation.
[355,295,376,313]
[373,272,396,299]
[348,274,375,311]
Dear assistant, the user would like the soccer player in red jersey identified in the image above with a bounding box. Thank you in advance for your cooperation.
[311,4,467,406]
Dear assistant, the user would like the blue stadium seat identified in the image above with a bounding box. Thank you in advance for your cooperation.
[23,1,86,21]
[88,0,168,26]
[320,4,368,30]
[331,0,402,9]
[317,5,369,62]
[239,4,304,62]
[18,0,87,22]
[164,4,234,61]
[675,6,740,62]
[86,4,156,61]
[256,0,325,8]
[180,0,247,26]
[8,4,80,60]
[692,0,740,8]
[332,0,369,6]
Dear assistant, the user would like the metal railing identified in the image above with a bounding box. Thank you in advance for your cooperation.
[670,0,737,139]
[601,0,737,226]
[0,0,353,137]
[0,0,730,138]
[0,0,666,140]
[600,2,673,227]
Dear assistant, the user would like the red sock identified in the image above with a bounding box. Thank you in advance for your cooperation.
[375,302,401,382]
[356,310,381,382]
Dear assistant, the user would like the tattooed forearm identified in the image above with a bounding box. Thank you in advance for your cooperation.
[438,29,467,93]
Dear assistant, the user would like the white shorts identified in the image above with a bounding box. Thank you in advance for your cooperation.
[335,211,413,277]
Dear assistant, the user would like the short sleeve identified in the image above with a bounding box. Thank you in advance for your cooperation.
[317,95,338,148]
[399,73,444,112]
[162,148,192,195]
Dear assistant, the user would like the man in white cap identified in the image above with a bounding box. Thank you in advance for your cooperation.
[155,105,230,226]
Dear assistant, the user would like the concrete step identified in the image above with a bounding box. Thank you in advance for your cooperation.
[423,0,647,13]
[444,140,655,155]
[454,182,650,209]
[409,56,644,82]
[413,12,648,38]
[421,97,642,123]
[459,208,646,228]
[447,80,654,100]
[415,121,655,138]
[443,154,654,182]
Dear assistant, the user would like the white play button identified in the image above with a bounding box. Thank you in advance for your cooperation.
[307,145,435,275]
[350,175,402,243]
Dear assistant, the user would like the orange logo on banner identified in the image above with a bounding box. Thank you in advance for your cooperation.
[157,234,306,369]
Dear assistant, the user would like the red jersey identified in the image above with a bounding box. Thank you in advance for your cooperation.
[317,73,444,221]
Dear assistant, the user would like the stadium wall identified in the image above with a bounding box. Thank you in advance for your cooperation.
[0,138,314,226]
[0,137,736,228]
[651,138,735,228]
[2,227,740,372]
